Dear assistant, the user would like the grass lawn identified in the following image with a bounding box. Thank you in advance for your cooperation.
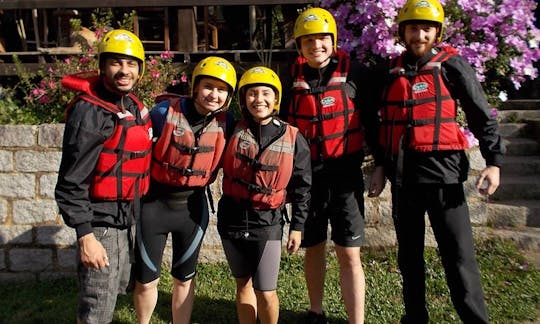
[0,239,538,323]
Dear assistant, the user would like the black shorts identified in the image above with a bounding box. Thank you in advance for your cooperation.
[221,239,282,291]
[134,190,208,283]
[301,180,365,248]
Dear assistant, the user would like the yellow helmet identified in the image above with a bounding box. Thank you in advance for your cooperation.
[99,29,145,77]
[238,66,282,113]
[191,56,237,108]
[397,0,445,42]
[293,7,337,51]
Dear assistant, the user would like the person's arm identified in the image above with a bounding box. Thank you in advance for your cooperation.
[55,100,114,237]
[444,55,505,194]
[350,60,388,167]
[55,100,115,268]
[286,131,311,253]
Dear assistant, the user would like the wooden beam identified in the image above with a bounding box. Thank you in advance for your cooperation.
[0,0,314,9]
[0,49,298,76]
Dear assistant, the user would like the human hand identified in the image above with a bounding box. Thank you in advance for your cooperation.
[286,230,302,254]
[78,233,109,269]
[476,165,500,196]
[368,166,386,197]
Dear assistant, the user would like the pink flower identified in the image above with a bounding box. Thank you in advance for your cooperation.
[64,58,70,64]
[151,70,160,78]
[160,51,173,59]
[149,59,158,66]
[38,95,50,104]
[180,74,188,83]
[490,108,498,119]
[460,127,479,148]
[31,87,46,98]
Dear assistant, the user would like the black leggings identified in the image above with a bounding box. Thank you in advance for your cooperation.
[134,190,208,283]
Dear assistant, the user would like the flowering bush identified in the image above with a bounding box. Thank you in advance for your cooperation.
[321,0,540,103]
[0,9,186,124]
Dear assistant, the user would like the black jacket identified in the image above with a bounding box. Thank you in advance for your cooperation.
[55,83,144,239]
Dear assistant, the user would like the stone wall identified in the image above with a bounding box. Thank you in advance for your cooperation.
[0,124,489,281]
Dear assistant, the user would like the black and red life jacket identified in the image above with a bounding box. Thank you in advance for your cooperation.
[151,95,226,187]
[62,71,152,201]
[288,50,364,161]
[379,46,468,156]
[222,120,297,210]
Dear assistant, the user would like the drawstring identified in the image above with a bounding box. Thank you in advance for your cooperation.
[243,209,250,238]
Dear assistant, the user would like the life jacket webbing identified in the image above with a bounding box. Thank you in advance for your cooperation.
[229,175,274,195]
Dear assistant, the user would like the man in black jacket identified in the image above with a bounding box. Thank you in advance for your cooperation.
[368,0,505,323]
[55,29,152,324]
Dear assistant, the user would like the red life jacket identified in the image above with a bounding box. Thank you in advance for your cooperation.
[379,47,469,156]
[62,71,153,201]
[151,96,226,187]
[222,120,297,210]
[288,50,364,161]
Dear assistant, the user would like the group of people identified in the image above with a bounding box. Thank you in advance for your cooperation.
[55,0,504,323]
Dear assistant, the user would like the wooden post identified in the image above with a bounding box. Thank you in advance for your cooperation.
[176,7,197,52]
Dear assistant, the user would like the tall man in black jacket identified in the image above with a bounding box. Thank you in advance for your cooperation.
[368,0,505,323]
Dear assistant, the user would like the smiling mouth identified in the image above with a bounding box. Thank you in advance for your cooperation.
[116,78,132,86]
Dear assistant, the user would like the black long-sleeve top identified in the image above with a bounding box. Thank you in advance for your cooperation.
[371,48,505,184]
[55,83,144,239]
[217,117,312,241]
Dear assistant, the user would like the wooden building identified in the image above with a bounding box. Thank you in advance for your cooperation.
[0,0,316,75]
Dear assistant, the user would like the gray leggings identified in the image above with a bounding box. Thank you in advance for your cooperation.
[221,239,282,291]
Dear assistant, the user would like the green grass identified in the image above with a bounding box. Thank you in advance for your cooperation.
[0,239,538,323]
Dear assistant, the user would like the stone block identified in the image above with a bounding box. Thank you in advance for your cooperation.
[37,225,76,246]
[0,199,7,224]
[9,248,53,272]
[469,201,489,225]
[38,124,65,148]
[467,147,486,172]
[13,199,58,224]
[0,174,35,198]
[0,125,37,147]
[15,151,62,172]
[0,225,33,245]
[57,248,77,270]
[364,227,396,248]
[0,151,13,172]
[39,174,58,198]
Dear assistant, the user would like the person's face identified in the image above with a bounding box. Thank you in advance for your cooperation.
[245,85,276,125]
[193,77,230,115]
[101,56,140,94]
[403,23,439,58]
[299,33,334,68]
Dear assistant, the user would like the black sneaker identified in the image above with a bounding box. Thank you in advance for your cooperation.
[304,310,329,324]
